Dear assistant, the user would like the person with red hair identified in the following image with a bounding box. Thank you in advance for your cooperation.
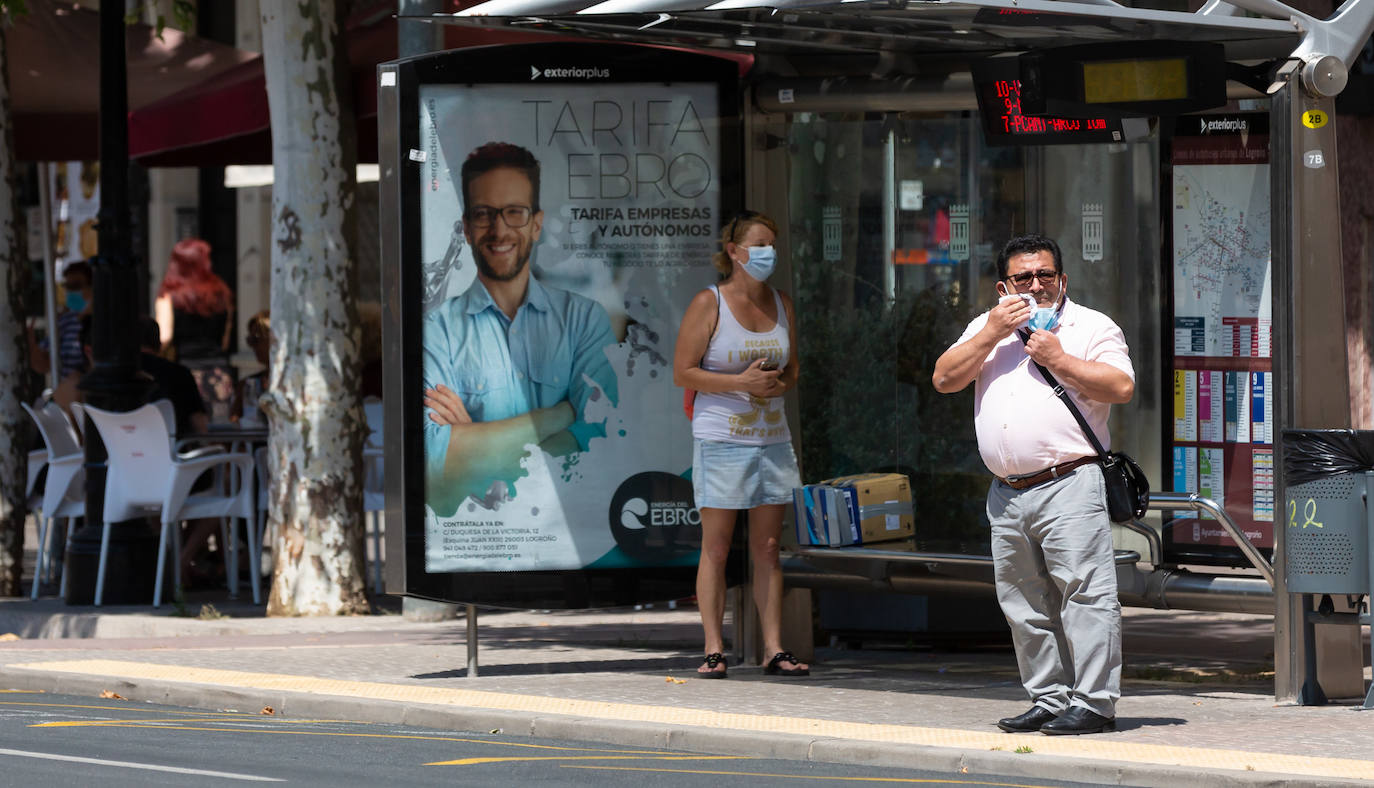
[155,238,236,424]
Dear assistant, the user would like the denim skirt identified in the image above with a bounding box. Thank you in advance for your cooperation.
[692,439,801,510]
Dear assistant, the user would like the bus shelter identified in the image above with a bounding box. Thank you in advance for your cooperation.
[379,0,1374,703]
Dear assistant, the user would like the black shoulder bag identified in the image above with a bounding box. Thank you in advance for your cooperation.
[1018,330,1149,523]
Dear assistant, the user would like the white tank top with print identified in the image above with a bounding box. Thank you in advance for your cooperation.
[692,285,792,445]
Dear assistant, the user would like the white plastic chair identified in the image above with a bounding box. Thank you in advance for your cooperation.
[363,398,384,593]
[26,449,47,509]
[253,444,274,586]
[83,402,258,607]
[68,401,87,443]
[22,401,85,600]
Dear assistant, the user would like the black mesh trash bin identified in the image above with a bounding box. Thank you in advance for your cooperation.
[1282,429,1374,594]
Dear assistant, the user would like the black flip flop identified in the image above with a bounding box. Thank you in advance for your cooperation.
[698,652,728,679]
[764,651,809,677]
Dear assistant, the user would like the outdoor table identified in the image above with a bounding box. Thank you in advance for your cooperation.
[174,423,270,601]
[175,423,269,455]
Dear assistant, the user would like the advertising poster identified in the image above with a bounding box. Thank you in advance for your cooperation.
[416,79,722,574]
[50,161,101,266]
[1164,112,1272,559]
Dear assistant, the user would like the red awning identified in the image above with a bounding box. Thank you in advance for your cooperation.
[127,7,754,168]
[128,5,403,166]
[11,0,259,162]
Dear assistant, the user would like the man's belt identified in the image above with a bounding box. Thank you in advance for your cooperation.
[997,456,1097,491]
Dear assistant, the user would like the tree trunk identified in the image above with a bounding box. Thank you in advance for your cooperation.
[259,0,368,615]
[0,26,30,598]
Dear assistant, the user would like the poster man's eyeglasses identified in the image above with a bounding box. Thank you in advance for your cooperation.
[1005,270,1060,287]
[466,205,533,229]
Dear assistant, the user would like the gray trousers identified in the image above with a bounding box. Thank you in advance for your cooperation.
[987,463,1121,718]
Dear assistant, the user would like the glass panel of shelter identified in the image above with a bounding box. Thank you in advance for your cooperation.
[786,110,1164,557]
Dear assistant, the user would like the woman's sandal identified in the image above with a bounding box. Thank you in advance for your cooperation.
[764,651,810,677]
[698,652,728,679]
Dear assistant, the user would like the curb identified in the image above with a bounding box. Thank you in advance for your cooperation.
[2,666,1366,788]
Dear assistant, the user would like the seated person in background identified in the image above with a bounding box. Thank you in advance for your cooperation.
[72,315,210,437]
[137,316,210,436]
[231,310,270,424]
[82,315,220,585]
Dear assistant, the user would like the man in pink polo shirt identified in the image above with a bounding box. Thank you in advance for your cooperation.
[933,234,1135,736]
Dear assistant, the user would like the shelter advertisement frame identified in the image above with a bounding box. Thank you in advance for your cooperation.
[1160,111,1276,567]
[379,43,744,607]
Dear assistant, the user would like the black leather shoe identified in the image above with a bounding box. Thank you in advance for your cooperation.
[996,706,1057,733]
[1040,707,1116,735]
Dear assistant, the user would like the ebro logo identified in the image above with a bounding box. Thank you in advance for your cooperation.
[619,498,701,529]
[608,471,701,561]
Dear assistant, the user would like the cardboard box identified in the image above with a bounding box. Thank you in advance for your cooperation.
[820,472,915,544]
[792,484,858,546]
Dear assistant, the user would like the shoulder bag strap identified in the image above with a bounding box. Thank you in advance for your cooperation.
[1017,329,1109,461]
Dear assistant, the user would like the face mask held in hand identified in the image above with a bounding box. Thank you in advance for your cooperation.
[996,279,1065,333]
[1027,296,1064,332]
[741,245,776,282]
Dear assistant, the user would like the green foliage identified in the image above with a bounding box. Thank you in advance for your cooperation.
[124,1,196,39]
[1,1,28,22]
[792,257,993,552]
[197,603,227,620]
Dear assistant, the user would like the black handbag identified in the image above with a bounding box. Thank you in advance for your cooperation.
[1019,331,1150,523]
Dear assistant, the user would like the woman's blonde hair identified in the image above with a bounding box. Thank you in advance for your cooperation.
[246,310,271,347]
[712,210,779,277]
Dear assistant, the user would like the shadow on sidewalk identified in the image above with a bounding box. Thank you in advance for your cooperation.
[412,654,692,678]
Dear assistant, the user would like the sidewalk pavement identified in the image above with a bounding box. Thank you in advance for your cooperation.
[0,590,1371,787]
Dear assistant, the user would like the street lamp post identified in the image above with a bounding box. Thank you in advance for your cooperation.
[65,0,155,605]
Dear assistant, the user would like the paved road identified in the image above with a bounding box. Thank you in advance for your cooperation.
[0,691,1106,787]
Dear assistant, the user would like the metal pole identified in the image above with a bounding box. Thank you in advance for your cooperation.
[398,0,445,55]
[395,0,463,619]
[67,0,155,606]
[882,129,896,302]
[1271,63,1361,703]
[36,163,60,392]
[466,603,478,677]
[1365,472,1374,710]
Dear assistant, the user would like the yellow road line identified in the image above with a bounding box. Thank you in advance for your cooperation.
[12,659,1374,781]
[34,717,330,728]
[428,755,746,766]
[27,720,674,754]
[562,765,1058,786]
[0,700,254,716]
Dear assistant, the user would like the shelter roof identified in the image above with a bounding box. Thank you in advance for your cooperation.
[436,0,1304,62]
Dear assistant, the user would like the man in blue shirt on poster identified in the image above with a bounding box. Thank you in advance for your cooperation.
[423,142,617,516]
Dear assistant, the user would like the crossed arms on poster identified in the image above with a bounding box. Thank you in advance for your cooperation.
[421,276,618,515]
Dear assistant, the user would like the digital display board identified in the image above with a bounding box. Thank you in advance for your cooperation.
[1019,41,1226,117]
[973,58,1124,147]
[1082,58,1189,104]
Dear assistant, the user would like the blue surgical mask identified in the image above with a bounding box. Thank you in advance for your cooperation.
[742,245,776,282]
[1027,292,1065,332]
[65,291,87,313]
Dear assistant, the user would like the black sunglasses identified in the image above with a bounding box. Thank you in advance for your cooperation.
[725,210,760,242]
[1005,269,1061,287]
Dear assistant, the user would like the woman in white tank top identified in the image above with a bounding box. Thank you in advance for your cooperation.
[672,210,808,679]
